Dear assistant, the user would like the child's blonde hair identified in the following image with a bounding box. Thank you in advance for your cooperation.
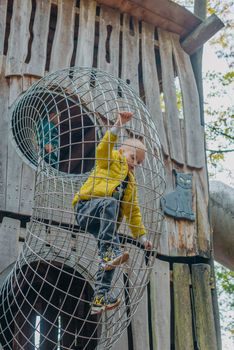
[122,138,147,152]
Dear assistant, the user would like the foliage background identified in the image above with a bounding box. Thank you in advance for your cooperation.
[173,1,234,348]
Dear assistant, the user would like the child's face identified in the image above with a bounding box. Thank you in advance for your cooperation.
[122,145,145,172]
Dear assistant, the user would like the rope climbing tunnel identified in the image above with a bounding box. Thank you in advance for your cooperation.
[0,67,165,349]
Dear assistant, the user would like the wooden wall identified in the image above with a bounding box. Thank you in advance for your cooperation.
[0,1,219,349]
[0,0,210,258]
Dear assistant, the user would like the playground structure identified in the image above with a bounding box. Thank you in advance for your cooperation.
[0,1,228,349]
[1,67,165,349]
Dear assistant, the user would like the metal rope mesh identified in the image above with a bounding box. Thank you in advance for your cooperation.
[0,67,165,349]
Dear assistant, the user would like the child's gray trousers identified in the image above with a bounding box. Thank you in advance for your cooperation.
[76,197,121,296]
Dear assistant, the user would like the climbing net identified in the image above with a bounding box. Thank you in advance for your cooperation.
[0,67,165,349]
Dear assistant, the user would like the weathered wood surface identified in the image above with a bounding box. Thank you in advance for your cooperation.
[171,33,205,168]
[158,159,199,257]
[5,0,31,76]
[192,264,218,350]
[190,0,207,127]
[150,259,170,350]
[141,22,169,156]
[131,288,150,350]
[0,0,7,71]
[97,6,120,76]
[19,164,34,216]
[121,14,139,94]
[0,217,20,274]
[111,328,128,350]
[50,0,76,72]
[0,59,9,211]
[173,263,193,350]
[75,0,96,67]
[25,0,51,77]
[96,0,201,37]
[193,169,210,257]
[182,14,224,55]
[6,77,23,213]
[17,76,37,215]
[209,181,234,270]
[124,247,150,349]
[159,161,181,256]
[158,29,184,165]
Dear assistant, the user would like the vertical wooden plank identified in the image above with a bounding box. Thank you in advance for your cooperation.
[0,0,7,71]
[121,14,140,94]
[158,29,184,165]
[112,329,128,350]
[192,264,218,350]
[25,0,51,77]
[173,263,193,350]
[159,169,199,257]
[0,59,9,211]
[19,75,38,220]
[94,6,120,115]
[141,22,169,156]
[157,218,170,255]
[150,259,170,350]
[22,75,39,92]
[97,6,120,76]
[159,160,180,256]
[171,34,205,168]
[6,77,23,213]
[0,217,20,274]
[131,288,150,350]
[194,170,210,257]
[160,163,198,257]
[19,164,35,215]
[50,0,76,72]
[5,0,32,76]
[124,247,150,349]
[75,0,96,68]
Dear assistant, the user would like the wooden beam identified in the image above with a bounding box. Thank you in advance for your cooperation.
[181,14,224,55]
[190,0,207,126]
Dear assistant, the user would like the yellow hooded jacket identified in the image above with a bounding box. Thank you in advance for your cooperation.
[72,131,146,239]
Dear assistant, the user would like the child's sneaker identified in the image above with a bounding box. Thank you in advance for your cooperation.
[91,295,121,315]
[101,249,129,271]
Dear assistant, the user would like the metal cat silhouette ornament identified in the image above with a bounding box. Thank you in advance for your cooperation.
[161,170,195,221]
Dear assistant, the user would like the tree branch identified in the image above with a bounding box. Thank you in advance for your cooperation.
[206,125,234,140]
[206,149,234,153]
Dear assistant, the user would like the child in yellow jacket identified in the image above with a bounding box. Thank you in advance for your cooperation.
[72,111,152,314]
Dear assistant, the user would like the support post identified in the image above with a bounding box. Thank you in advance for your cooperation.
[181,0,223,125]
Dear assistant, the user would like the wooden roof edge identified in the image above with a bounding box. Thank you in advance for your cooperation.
[96,0,202,36]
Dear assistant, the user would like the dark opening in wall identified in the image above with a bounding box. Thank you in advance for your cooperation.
[0,261,99,349]
[11,87,100,175]
[105,24,112,64]
[25,0,36,64]
[118,19,123,79]
[70,11,80,68]
[45,3,58,72]
[92,9,100,69]
[129,16,135,36]
[138,33,146,103]
[3,0,14,55]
